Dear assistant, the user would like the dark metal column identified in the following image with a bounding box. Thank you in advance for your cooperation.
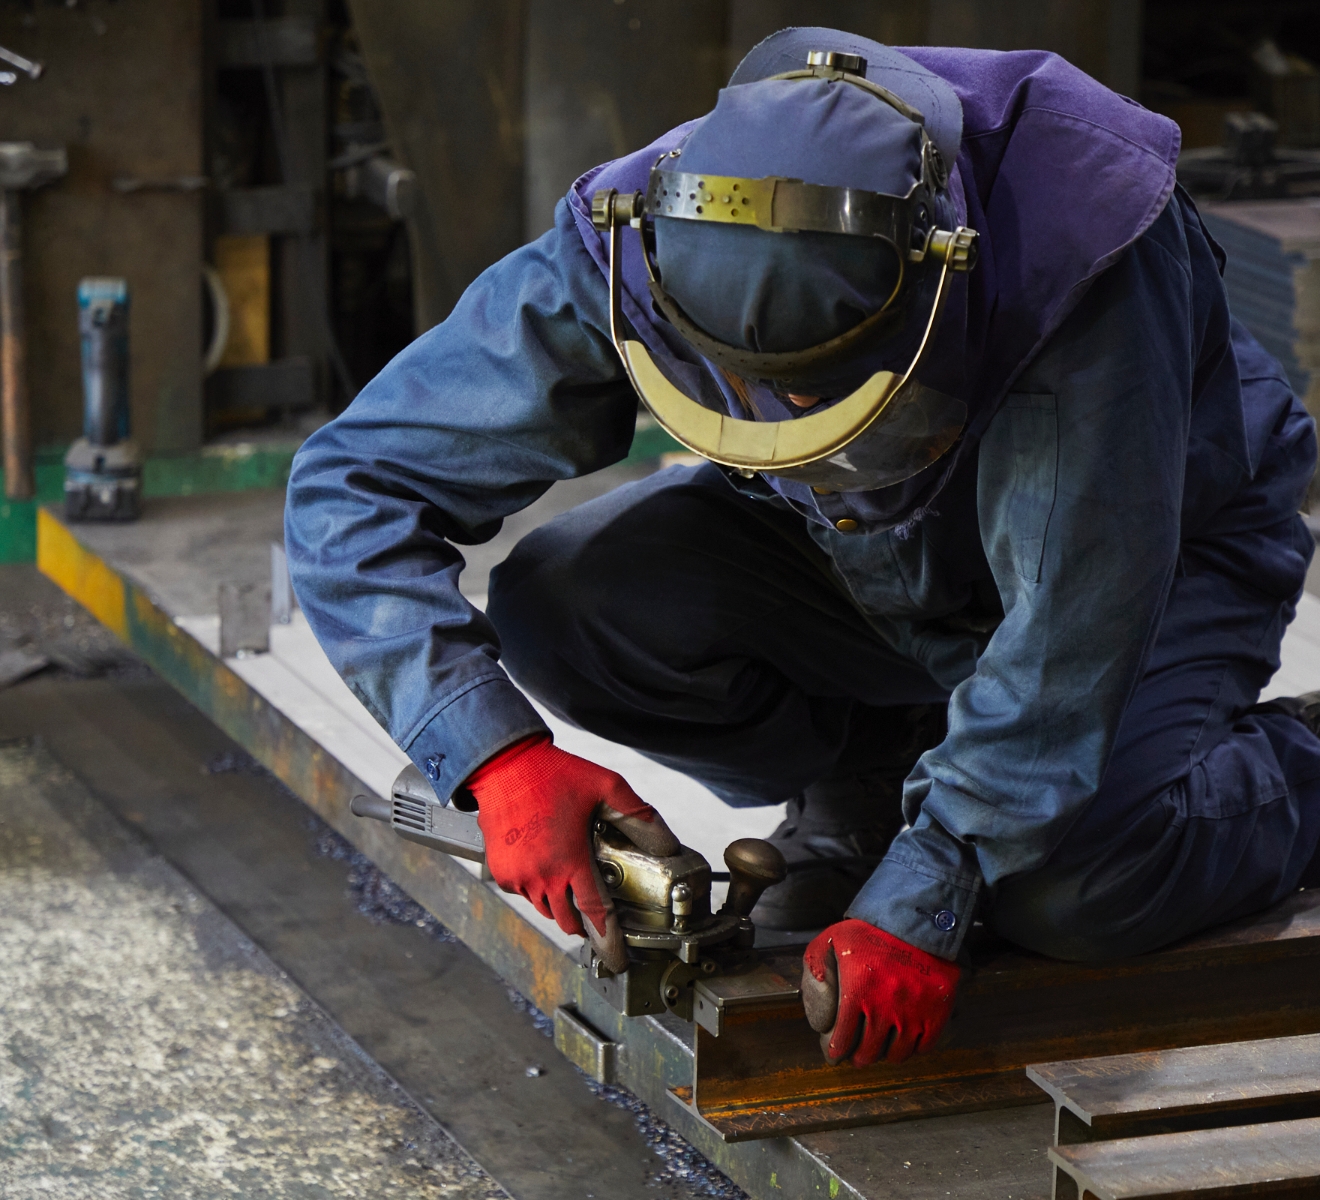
[0,187,29,499]
[273,0,332,401]
[349,0,527,332]
[523,0,729,242]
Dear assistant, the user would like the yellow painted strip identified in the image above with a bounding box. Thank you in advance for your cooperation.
[36,508,128,639]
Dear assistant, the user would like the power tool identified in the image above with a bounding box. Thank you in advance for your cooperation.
[352,764,787,1023]
[64,277,142,521]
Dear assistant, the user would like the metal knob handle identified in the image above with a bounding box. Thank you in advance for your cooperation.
[722,838,788,918]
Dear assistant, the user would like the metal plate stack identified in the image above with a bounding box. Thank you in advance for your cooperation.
[1199,199,1320,422]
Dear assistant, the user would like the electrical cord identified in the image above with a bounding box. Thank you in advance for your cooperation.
[249,0,357,404]
[710,855,885,882]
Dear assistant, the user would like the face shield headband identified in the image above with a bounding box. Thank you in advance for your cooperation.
[592,51,979,490]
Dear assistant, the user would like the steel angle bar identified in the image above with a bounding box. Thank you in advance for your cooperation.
[674,893,1320,1142]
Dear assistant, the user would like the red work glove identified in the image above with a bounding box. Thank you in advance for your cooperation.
[801,919,960,1066]
[465,734,679,973]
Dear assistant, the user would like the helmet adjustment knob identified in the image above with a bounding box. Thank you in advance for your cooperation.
[806,50,867,75]
[592,187,644,231]
[925,227,979,272]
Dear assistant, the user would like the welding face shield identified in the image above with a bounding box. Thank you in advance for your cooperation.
[592,47,978,493]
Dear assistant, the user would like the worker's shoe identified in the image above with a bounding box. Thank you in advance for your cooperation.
[751,705,945,933]
[1255,690,1320,738]
[749,785,904,931]
[1255,691,1320,889]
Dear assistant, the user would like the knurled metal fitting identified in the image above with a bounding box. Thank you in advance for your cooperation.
[591,188,644,231]
[927,226,979,272]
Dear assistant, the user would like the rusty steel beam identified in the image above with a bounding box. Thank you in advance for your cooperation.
[676,893,1320,1141]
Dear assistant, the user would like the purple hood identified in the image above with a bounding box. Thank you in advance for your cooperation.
[568,44,1181,532]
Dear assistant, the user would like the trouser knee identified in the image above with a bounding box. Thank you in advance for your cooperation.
[989,875,1123,962]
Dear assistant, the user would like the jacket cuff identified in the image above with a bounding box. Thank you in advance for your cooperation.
[846,843,982,961]
[403,676,549,802]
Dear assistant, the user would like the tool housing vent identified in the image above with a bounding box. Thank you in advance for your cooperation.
[392,795,429,834]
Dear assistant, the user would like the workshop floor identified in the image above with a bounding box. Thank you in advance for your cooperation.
[0,463,754,1200]
[0,738,501,1199]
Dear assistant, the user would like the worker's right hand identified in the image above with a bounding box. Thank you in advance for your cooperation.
[464,734,679,973]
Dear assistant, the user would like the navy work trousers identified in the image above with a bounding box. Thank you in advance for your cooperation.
[488,463,1320,960]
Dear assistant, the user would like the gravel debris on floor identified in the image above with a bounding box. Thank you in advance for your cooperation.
[580,1078,751,1200]
[0,741,506,1200]
[312,819,459,941]
[311,814,750,1199]
[0,564,148,687]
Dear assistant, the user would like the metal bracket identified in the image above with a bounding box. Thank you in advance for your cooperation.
[580,947,669,1018]
[554,1005,620,1085]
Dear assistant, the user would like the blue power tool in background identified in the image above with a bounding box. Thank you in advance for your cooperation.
[64,277,141,521]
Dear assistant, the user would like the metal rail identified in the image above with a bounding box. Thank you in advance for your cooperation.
[682,899,1320,1141]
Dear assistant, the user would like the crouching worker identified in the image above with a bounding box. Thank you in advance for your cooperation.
[285,29,1320,1067]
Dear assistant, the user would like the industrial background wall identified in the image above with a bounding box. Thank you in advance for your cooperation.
[0,0,1313,487]
[357,0,1148,305]
[0,0,204,457]
[347,0,525,333]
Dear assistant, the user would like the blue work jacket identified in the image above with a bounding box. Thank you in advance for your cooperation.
[285,184,1314,958]
[288,38,1319,956]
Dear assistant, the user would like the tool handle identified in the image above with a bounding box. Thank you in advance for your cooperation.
[350,793,392,822]
[0,44,42,79]
[722,838,788,918]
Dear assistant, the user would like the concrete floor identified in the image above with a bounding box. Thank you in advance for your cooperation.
[0,738,502,1199]
[0,559,748,1200]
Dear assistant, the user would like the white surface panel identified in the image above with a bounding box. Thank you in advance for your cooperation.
[1260,592,1320,701]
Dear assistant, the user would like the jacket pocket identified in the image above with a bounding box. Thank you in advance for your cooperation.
[982,393,1059,584]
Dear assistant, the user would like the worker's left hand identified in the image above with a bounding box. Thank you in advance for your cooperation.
[801,919,960,1065]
